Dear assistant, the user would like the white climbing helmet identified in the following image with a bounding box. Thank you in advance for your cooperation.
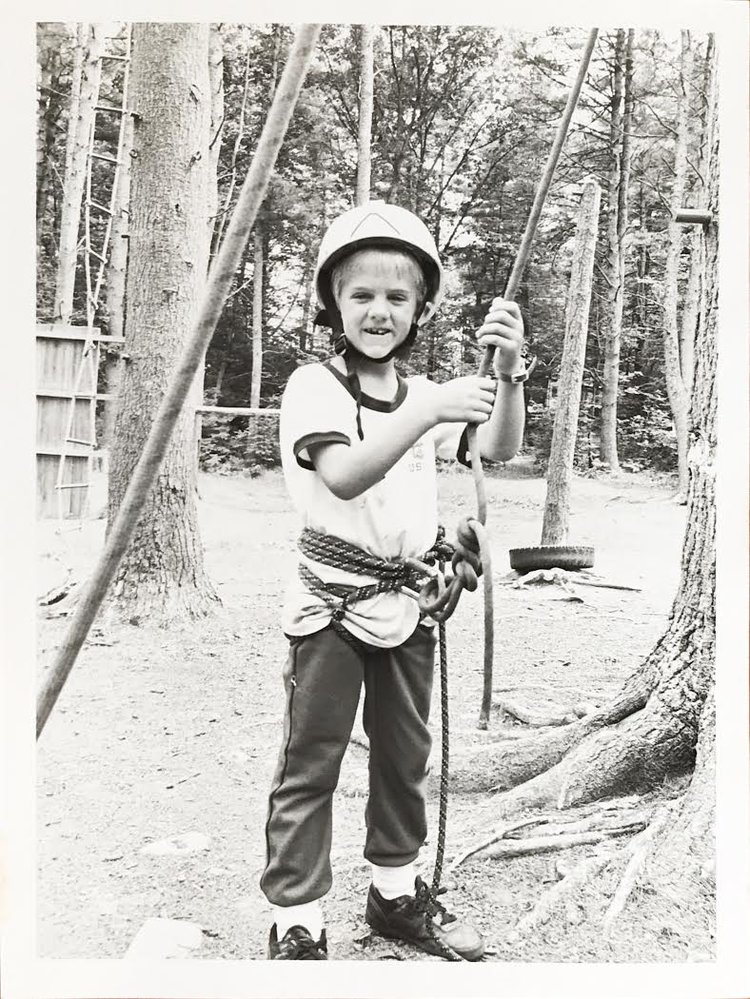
[314,201,444,326]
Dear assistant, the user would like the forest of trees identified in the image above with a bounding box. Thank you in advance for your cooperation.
[34,21,724,955]
[36,22,713,481]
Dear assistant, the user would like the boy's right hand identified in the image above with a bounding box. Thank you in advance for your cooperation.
[430,375,497,424]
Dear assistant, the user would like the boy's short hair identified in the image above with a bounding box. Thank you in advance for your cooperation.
[331,247,428,308]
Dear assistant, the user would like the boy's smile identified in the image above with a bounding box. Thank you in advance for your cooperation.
[335,250,421,361]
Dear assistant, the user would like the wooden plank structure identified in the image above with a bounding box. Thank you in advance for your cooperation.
[36,324,123,518]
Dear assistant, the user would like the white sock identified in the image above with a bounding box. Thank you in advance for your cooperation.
[272,900,324,939]
[371,861,417,900]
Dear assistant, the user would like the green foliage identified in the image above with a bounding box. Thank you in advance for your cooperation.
[617,411,678,471]
[36,23,711,478]
[525,400,599,472]
[199,412,281,476]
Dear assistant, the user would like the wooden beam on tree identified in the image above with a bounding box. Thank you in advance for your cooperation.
[673,208,713,225]
[36,23,322,739]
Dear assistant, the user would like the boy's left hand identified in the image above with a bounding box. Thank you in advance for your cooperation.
[475,298,524,376]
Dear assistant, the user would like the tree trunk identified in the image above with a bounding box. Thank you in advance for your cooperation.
[633,50,718,927]
[662,30,692,498]
[53,22,103,324]
[207,24,225,248]
[599,30,632,474]
[196,25,226,456]
[299,248,315,353]
[541,179,601,545]
[679,227,700,396]
[211,44,249,261]
[679,35,714,401]
[107,22,219,622]
[250,224,264,408]
[103,108,133,452]
[355,24,375,206]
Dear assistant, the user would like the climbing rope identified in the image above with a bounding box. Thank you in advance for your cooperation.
[297,525,483,960]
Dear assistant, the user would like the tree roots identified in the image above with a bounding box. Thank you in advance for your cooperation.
[450,798,651,872]
[445,621,713,952]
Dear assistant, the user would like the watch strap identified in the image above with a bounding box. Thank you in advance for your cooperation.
[498,355,538,384]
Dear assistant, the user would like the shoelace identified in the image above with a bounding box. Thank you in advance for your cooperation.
[278,929,326,960]
[413,877,456,926]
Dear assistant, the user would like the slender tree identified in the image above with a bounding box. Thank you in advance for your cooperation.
[661,30,693,498]
[599,30,634,473]
[53,22,103,324]
[107,23,219,620]
[102,104,133,451]
[541,178,601,545]
[250,226,264,408]
[355,24,375,206]
[249,25,282,409]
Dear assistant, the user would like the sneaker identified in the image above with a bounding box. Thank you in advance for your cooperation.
[365,876,484,961]
[268,923,328,960]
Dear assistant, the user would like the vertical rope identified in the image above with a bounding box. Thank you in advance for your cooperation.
[431,615,450,893]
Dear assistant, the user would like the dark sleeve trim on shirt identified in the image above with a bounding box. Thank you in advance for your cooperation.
[293,430,351,470]
[456,425,471,468]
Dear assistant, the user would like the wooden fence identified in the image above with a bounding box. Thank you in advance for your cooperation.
[36,329,280,519]
[36,325,122,518]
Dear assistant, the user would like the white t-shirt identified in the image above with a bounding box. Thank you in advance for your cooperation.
[280,361,466,647]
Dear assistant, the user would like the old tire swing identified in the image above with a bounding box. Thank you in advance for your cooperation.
[509,545,595,573]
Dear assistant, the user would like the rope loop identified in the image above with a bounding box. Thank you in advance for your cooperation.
[417,516,490,622]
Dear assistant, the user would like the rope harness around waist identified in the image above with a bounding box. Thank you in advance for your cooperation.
[298,522,485,636]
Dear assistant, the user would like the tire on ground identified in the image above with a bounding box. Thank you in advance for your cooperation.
[509,545,595,572]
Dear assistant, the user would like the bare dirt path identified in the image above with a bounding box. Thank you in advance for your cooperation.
[36,465,686,961]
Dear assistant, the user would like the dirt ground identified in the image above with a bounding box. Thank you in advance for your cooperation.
[36,461,694,963]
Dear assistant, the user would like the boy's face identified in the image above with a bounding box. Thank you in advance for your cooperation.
[334,250,422,362]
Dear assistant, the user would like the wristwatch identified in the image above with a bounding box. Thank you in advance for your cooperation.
[498,355,538,383]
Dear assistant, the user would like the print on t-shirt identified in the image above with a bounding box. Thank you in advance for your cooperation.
[408,441,424,473]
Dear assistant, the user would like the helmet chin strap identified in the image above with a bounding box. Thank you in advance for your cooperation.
[327,315,420,442]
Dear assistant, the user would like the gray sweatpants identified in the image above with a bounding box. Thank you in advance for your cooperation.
[260,623,436,907]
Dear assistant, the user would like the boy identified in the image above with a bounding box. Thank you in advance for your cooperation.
[261,202,529,960]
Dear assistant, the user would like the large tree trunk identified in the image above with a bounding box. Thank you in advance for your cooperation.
[631,50,717,926]
[541,178,600,545]
[107,23,219,622]
[452,41,718,949]
[662,30,693,499]
[53,22,103,324]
